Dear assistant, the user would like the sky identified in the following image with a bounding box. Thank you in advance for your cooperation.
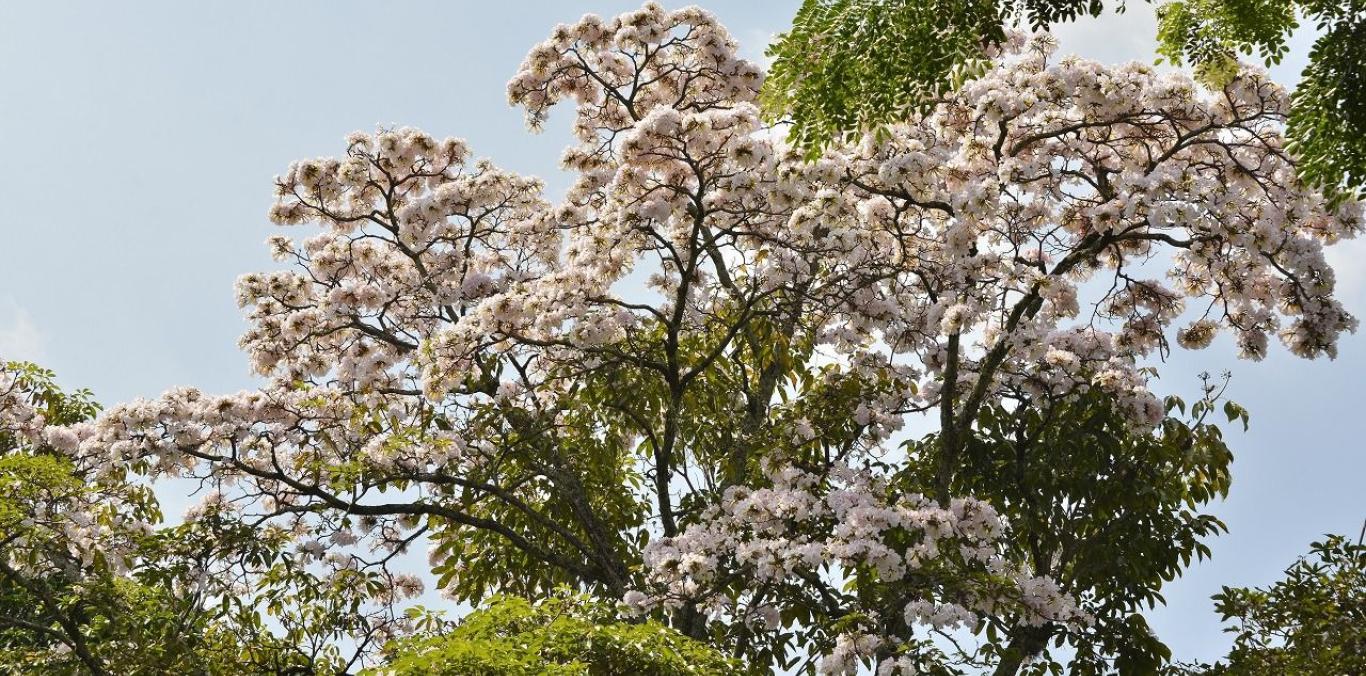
[1,1,1362,667]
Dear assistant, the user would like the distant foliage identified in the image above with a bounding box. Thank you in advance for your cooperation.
[0,362,370,674]
[376,591,742,675]
[1173,533,1366,675]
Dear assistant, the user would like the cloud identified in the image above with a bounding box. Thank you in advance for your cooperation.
[1050,4,1160,65]
[0,298,45,362]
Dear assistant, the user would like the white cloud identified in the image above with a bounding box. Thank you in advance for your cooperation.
[1050,4,1160,65]
[0,298,44,362]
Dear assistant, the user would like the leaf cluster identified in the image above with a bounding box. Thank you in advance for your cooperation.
[374,590,744,675]
[899,385,1237,673]
[1170,532,1366,675]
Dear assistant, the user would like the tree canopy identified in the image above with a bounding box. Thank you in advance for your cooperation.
[376,591,741,675]
[2,3,1363,674]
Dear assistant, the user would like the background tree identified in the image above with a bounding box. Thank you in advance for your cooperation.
[1171,529,1366,675]
[375,590,741,675]
[11,3,1362,673]
[0,360,167,674]
[765,0,1366,201]
[0,360,392,674]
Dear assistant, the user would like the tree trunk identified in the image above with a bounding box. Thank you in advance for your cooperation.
[991,624,1054,676]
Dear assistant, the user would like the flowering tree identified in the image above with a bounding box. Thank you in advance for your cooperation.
[24,3,1362,673]
[0,361,397,673]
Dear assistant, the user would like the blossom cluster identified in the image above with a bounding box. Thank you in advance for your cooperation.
[1,361,151,576]
[626,462,1088,672]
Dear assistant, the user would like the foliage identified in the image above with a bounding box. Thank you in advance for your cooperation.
[375,591,743,675]
[1172,532,1366,675]
[767,0,1366,200]
[763,1,1112,154]
[0,362,352,674]
[0,361,168,674]
[900,378,1238,674]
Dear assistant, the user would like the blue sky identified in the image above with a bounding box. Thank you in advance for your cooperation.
[1,1,1362,666]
